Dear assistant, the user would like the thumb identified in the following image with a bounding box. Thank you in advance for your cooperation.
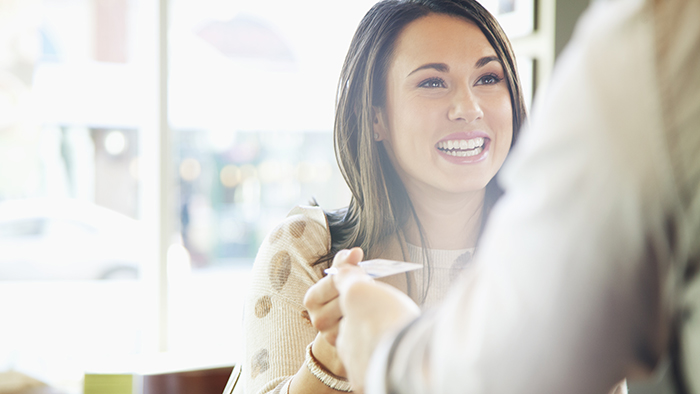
[332,247,372,294]
[332,247,364,268]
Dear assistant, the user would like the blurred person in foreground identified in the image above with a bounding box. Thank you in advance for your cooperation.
[321,0,700,392]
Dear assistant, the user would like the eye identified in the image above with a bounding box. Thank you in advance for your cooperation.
[476,73,503,85]
[418,77,446,88]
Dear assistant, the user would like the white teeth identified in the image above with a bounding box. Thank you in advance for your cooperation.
[437,137,485,151]
[443,147,484,157]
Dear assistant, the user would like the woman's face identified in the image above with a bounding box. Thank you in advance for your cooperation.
[375,13,513,197]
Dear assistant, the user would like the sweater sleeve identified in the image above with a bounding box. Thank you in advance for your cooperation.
[243,206,331,394]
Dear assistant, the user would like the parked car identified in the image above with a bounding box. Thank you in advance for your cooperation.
[0,198,146,280]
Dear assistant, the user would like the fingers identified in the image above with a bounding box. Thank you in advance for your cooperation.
[304,276,341,332]
[304,274,338,309]
[305,247,364,310]
[312,297,343,333]
[332,247,364,268]
[304,247,369,345]
[330,247,372,296]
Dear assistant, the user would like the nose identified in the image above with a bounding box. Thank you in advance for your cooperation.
[448,85,483,123]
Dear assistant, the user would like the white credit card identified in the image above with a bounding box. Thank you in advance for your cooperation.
[324,259,422,278]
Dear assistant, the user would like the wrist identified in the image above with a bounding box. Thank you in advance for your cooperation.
[312,335,347,377]
[306,342,353,392]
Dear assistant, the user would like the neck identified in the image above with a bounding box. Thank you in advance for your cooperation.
[402,186,485,250]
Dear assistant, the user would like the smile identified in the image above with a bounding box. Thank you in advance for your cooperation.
[436,137,485,157]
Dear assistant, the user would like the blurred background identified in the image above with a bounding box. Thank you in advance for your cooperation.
[0,0,588,392]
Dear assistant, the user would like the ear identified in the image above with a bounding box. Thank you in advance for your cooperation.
[371,106,387,141]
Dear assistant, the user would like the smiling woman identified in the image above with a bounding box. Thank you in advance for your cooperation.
[242,1,527,393]
[375,13,514,199]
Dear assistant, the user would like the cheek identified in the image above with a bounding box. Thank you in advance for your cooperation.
[386,99,422,148]
[489,96,514,147]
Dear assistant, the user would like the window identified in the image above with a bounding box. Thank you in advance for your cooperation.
[0,0,373,391]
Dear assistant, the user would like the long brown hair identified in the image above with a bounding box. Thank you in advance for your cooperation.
[316,0,528,273]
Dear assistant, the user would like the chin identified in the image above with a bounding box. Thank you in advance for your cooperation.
[442,181,491,195]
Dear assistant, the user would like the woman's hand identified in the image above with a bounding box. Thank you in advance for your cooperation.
[304,248,364,346]
[332,251,421,393]
[301,248,364,377]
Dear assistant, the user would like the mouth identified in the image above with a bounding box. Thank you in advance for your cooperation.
[436,137,486,157]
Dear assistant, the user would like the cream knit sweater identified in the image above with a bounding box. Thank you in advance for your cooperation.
[242,206,474,394]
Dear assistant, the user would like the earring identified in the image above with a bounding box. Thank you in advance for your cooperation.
[374,132,380,141]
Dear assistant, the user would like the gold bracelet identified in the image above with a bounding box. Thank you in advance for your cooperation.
[305,342,353,392]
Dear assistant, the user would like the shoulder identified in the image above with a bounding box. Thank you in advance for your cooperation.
[253,205,331,285]
[264,205,330,254]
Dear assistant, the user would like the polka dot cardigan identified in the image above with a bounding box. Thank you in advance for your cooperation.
[242,206,474,394]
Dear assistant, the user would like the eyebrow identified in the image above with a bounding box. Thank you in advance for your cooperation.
[407,56,503,77]
[407,63,449,76]
[475,56,501,68]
